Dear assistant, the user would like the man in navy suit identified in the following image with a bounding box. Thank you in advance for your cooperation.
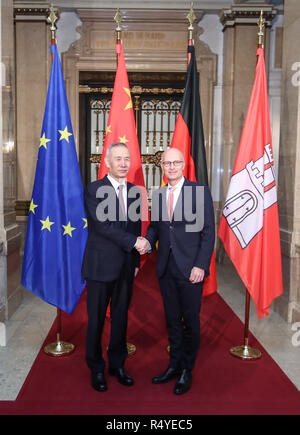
[139,147,215,395]
[82,142,144,392]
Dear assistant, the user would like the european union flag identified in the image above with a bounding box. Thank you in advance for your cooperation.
[21,44,87,314]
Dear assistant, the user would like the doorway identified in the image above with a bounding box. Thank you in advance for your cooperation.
[79,71,186,191]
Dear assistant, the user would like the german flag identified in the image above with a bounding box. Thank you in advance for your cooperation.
[167,44,217,296]
[169,45,208,184]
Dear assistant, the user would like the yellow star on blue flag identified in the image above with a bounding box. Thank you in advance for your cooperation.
[40,216,55,232]
[58,126,72,143]
[62,221,76,237]
[39,133,51,149]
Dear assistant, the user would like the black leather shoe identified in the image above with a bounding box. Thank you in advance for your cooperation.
[152,367,180,384]
[91,371,107,392]
[109,367,134,386]
[174,369,192,395]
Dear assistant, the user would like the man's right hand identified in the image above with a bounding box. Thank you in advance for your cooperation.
[135,237,151,255]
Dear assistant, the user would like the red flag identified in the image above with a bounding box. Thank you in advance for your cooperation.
[98,43,149,236]
[218,47,283,318]
[166,45,217,296]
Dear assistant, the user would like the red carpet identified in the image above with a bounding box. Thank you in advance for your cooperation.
[1,252,300,415]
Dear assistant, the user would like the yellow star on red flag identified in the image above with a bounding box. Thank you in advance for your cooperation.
[123,87,133,110]
[105,125,112,135]
[119,135,129,144]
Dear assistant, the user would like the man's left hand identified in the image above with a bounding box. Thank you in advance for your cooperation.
[189,267,205,284]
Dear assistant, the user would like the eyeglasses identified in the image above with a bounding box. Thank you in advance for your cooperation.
[162,160,184,168]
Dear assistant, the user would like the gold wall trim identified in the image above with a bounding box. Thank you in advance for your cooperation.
[79,85,184,95]
[90,151,164,167]
[15,200,30,217]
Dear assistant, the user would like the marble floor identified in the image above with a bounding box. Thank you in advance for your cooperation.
[0,262,299,401]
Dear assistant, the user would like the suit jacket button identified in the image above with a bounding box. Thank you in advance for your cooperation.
[170,225,173,230]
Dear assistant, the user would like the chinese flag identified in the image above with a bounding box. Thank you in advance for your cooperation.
[98,43,149,236]
[218,47,283,318]
[166,45,217,296]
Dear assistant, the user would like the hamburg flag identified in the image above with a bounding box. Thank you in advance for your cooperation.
[98,43,149,236]
[218,47,283,318]
[21,44,88,314]
[168,45,217,296]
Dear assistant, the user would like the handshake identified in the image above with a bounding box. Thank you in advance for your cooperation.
[135,236,151,255]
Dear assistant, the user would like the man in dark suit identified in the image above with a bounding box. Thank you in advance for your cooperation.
[82,142,144,392]
[139,147,215,395]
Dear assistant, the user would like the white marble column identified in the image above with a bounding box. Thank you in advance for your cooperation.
[276,0,300,322]
[0,0,22,343]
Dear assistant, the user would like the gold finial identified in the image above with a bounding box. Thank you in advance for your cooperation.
[258,10,265,47]
[114,8,122,41]
[47,4,58,40]
[187,2,196,40]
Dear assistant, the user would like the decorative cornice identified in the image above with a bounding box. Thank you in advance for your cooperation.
[77,8,203,25]
[13,3,60,21]
[220,5,277,28]
[13,1,234,12]
[12,1,284,14]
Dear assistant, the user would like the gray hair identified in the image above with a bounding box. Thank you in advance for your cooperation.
[106,142,131,160]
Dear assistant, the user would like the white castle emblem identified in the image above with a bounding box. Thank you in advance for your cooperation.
[223,144,277,249]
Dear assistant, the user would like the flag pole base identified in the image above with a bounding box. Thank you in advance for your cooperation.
[127,342,136,355]
[44,336,75,357]
[230,345,262,360]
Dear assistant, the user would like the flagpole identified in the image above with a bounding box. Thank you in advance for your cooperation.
[187,2,195,65]
[229,11,265,361]
[114,8,122,49]
[114,8,123,68]
[43,4,75,357]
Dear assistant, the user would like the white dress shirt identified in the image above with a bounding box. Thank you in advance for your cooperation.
[107,174,127,212]
[166,176,185,214]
